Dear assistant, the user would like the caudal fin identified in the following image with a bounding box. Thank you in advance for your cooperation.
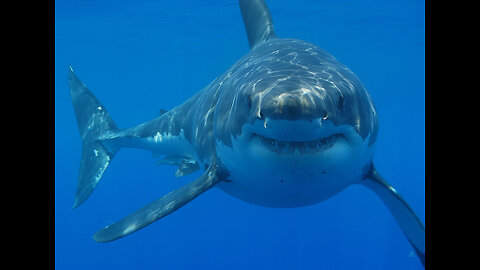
[68,66,119,208]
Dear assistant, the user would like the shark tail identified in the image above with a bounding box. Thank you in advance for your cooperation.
[68,66,119,209]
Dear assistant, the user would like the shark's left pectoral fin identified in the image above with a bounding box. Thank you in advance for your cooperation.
[360,165,425,267]
[93,163,220,243]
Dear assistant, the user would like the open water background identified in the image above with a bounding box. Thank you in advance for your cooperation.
[55,0,425,269]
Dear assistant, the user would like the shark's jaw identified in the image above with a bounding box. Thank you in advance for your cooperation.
[215,118,375,208]
[253,132,342,155]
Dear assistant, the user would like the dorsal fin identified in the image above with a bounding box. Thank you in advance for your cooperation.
[239,0,277,50]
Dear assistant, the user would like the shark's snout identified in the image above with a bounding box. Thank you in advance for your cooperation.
[259,91,326,121]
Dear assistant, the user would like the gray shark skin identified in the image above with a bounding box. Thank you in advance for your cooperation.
[68,0,424,267]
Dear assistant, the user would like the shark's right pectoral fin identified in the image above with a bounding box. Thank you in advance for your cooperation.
[93,163,220,243]
[360,165,425,267]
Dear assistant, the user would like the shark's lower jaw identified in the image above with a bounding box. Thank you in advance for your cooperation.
[215,121,375,208]
[253,133,342,155]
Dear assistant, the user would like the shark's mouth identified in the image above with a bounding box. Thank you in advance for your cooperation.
[253,133,342,155]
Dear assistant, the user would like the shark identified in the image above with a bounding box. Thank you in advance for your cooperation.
[68,0,425,266]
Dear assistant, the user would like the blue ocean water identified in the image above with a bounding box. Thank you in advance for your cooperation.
[55,0,425,269]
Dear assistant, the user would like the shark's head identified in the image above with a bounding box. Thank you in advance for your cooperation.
[213,39,378,207]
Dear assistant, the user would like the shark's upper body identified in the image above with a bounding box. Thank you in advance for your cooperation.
[99,37,378,208]
[68,0,424,267]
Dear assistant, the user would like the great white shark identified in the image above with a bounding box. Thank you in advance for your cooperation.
[68,0,425,266]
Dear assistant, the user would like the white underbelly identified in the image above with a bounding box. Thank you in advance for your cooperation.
[216,133,375,208]
[217,162,365,208]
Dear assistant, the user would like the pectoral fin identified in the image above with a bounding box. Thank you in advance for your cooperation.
[360,165,425,267]
[93,163,219,243]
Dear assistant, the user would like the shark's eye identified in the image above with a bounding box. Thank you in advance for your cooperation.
[322,110,328,120]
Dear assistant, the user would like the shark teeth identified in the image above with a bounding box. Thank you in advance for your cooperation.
[254,133,341,155]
